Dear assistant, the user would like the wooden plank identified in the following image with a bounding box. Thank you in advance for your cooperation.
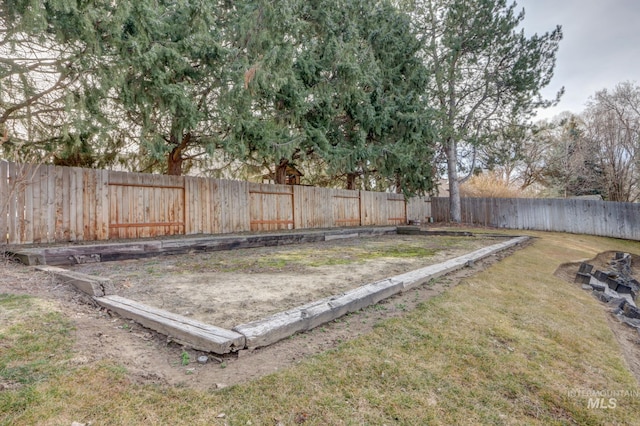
[213,178,224,233]
[110,183,121,239]
[202,177,211,233]
[0,160,8,244]
[249,188,260,232]
[95,169,109,240]
[237,180,251,233]
[22,163,34,243]
[157,178,165,237]
[137,179,147,238]
[152,177,162,236]
[235,278,405,350]
[210,179,221,234]
[133,173,142,238]
[80,168,88,240]
[123,173,134,238]
[190,177,202,234]
[31,164,44,242]
[95,295,246,354]
[107,182,184,189]
[184,176,193,235]
[68,167,78,241]
[109,222,185,228]
[107,179,115,239]
[45,165,56,242]
[34,164,47,242]
[11,163,24,243]
[250,220,294,225]
[61,166,71,241]
[85,168,96,240]
[35,265,114,297]
[177,182,186,235]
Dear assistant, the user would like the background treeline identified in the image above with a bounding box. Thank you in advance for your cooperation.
[3,1,632,218]
[463,81,640,203]
[1,0,435,195]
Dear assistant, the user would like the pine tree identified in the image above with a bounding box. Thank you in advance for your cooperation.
[406,0,562,220]
[227,0,435,191]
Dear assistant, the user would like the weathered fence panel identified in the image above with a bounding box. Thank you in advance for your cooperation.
[248,182,294,232]
[331,189,361,227]
[432,197,640,241]
[109,171,185,239]
[0,161,8,243]
[406,197,432,223]
[220,179,250,234]
[360,191,386,226]
[1,160,434,245]
[359,192,407,226]
[295,186,335,229]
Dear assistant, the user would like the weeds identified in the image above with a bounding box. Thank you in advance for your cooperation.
[395,303,407,311]
[180,350,190,366]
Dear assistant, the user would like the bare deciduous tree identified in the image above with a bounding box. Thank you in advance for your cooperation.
[581,82,640,202]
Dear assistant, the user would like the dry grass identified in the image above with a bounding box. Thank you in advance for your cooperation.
[2,231,640,425]
[460,172,533,198]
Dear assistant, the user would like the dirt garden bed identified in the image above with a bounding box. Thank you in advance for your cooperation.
[69,234,503,329]
[1,228,529,389]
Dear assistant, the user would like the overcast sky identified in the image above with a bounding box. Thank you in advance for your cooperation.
[516,0,640,120]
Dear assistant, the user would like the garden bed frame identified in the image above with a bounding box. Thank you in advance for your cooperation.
[8,227,528,354]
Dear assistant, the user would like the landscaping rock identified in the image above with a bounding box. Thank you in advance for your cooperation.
[581,284,593,291]
[575,272,592,284]
[617,315,640,330]
[589,278,607,292]
[607,297,627,309]
[578,262,594,274]
[594,291,613,303]
[623,302,640,319]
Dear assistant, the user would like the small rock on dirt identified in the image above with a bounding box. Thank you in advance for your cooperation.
[197,355,208,364]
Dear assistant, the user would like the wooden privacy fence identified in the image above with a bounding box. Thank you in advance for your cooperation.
[0,160,432,245]
[432,197,640,241]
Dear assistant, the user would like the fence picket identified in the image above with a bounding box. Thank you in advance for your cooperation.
[432,197,640,241]
[0,160,8,243]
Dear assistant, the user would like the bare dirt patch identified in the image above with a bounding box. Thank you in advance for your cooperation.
[69,234,501,328]
[1,233,519,390]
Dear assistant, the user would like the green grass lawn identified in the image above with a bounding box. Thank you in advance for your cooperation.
[2,230,640,425]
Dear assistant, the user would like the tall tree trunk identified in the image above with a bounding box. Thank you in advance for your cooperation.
[395,174,402,194]
[346,172,357,190]
[446,137,461,223]
[167,149,184,176]
[167,132,191,176]
[275,158,289,184]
